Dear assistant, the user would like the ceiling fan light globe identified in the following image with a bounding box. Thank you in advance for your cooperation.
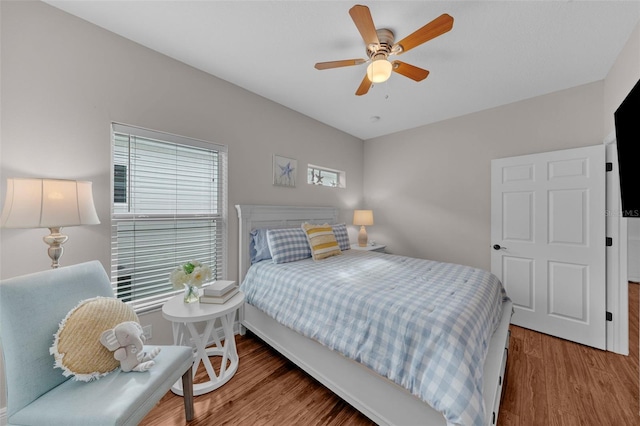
[366,59,392,83]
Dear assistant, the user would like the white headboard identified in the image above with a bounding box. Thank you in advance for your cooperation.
[235,205,339,283]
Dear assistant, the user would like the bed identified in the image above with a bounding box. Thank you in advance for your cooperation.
[235,205,512,426]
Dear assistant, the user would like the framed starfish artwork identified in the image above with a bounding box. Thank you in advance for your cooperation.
[273,154,297,187]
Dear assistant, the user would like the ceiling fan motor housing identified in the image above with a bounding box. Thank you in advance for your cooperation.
[367,28,396,59]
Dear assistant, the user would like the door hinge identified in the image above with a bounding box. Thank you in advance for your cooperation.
[606,162,613,172]
[606,237,613,247]
[606,312,613,321]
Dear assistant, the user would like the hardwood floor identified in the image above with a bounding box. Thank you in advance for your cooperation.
[498,282,639,426]
[141,283,639,426]
[140,331,374,426]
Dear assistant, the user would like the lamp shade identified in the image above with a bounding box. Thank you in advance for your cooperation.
[1,178,100,228]
[366,58,393,83]
[353,210,374,226]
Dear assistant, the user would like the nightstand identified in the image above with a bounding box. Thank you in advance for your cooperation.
[351,243,386,253]
[162,291,244,396]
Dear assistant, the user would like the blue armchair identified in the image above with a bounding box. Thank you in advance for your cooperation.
[0,261,194,425]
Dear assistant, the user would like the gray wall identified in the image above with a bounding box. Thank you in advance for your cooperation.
[1,0,638,417]
[0,1,364,283]
[363,19,639,272]
[363,81,605,270]
[0,1,363,409]
[604,21,640,137]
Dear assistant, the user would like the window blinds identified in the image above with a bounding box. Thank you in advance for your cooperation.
[111,123,227,313]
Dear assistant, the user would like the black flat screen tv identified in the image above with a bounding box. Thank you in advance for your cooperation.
[614,78,640,218]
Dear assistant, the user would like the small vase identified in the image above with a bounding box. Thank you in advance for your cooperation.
[183,284,200,303]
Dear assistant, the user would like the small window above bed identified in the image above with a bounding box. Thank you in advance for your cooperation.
[307,164,346,188]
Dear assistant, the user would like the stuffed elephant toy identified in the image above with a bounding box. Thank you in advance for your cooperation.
[100,321,161,372]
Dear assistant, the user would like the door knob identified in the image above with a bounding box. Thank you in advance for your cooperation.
[493,244,506,251]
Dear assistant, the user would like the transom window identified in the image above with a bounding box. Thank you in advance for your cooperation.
[307,164,346,188]
[111,123,227,313]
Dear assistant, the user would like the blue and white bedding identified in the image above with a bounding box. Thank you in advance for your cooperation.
[241,250,508,426]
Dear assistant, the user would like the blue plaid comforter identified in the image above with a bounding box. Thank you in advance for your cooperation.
[241,250,508,426]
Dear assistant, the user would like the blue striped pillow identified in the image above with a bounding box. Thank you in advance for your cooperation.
[331,223,350,251]
[250,228,272,264]
[266,228,312,264]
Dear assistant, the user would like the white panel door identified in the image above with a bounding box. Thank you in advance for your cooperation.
[491,145,606,349]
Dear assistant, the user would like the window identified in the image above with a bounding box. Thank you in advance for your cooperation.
[113,164,127,204]
[111,123,227,313]
[307,164,346,188]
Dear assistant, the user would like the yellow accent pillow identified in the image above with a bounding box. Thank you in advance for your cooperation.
[50,296,139,381]
[302,223,342,260]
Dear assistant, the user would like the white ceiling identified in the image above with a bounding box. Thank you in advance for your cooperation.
[45,1,640,140]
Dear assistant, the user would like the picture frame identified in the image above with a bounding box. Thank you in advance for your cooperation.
[273,154,297,187]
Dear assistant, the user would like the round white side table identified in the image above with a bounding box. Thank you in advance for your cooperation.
[162,291,244,396]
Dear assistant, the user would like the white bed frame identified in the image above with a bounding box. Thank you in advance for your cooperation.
[236,205,512,426]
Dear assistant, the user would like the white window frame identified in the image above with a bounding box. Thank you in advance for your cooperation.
[110,123,228,313]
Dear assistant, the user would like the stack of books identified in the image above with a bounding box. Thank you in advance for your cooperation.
[199,280,238,304]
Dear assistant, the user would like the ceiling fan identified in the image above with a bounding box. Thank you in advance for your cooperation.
[315,5,454,96]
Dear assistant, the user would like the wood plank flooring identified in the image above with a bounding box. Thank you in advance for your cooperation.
[498,282,639,426]
[140,331,374,426]
[141,283,639,426]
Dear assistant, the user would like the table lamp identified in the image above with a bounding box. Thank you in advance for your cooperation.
[353,209,374,247]
[1,178,100,268]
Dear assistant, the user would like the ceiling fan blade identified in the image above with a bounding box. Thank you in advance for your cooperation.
[349,5,380,46]
[395,14,454,54]
[392,61,430,81]
[315,59,367,70]
[355,74,372,96]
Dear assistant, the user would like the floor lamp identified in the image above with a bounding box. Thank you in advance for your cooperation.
[1,178,100,268]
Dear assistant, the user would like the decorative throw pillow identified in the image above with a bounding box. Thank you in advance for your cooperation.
[331,223,351,251]
[250,228,272,264]
[302,223,342,260]
[267,228,312,264]
[50,296,139,382]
